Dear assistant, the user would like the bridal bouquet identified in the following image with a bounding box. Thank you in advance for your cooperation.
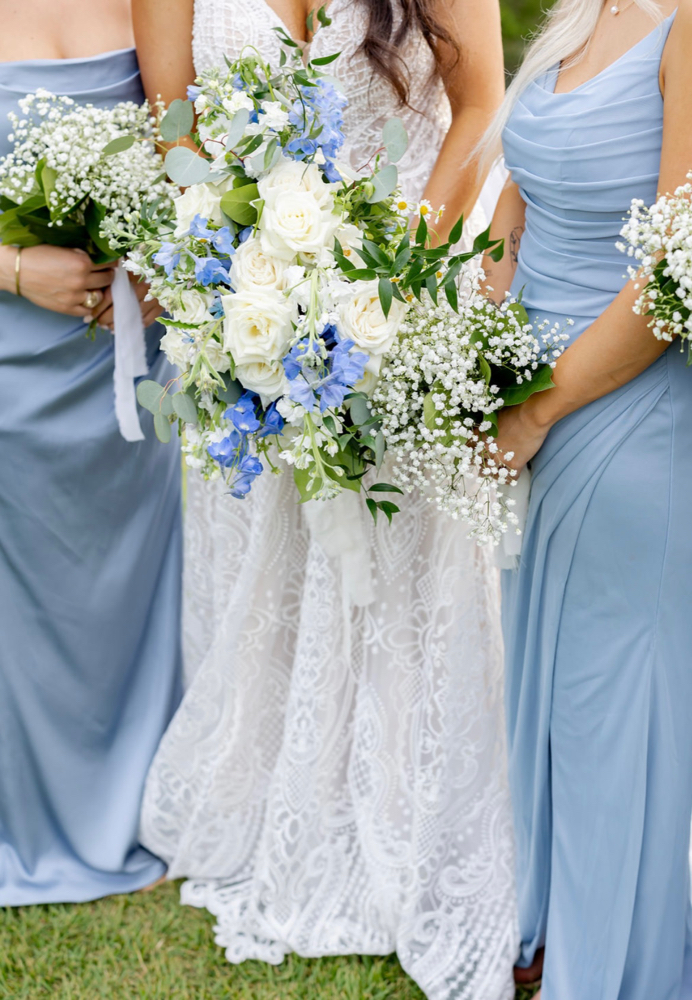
[107,19,560,535]
[619,173,692,355]
[0,89,170,265]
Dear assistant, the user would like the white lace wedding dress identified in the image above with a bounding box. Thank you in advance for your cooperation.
[140,3,518,998]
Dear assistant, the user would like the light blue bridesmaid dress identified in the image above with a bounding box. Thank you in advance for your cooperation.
[0,49,183,904]
[502,13,692,999]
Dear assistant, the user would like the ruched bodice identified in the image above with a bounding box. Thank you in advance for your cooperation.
[0,49,182,905]
[505,14,676,336]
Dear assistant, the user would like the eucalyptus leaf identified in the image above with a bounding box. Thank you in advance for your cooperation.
[374,430,386,469]
[102,134,136,157]
[225,108,250,151]
[216,373,243,405]
[382,117,408,164]
[165,146,211,186]
[349,395,372,427]
[136,380,167,414]
[160,99,194,142]
[153,411,172,443]
[293,465,320,502]
[366,164,398,204]
[172,391,198,424]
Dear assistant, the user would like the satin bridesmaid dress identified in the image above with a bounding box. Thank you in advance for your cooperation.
[502,13,692,999]
[0,49,183,904]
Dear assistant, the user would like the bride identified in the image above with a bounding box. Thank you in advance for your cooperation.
[133,1,517,997]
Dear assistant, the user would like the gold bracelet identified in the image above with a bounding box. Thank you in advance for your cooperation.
[14,246,22,297]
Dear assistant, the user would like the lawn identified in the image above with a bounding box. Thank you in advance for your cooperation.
[0,882,539,1000]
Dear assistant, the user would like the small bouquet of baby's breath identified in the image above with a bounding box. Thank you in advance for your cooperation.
[619,173,692,356]
[373,276,568,542]
[0,89,171,264]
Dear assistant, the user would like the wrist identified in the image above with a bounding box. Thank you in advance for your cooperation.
[0,244,17,293]
[521,382,563,434]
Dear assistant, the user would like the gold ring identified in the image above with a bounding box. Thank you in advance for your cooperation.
[83,290,102,310]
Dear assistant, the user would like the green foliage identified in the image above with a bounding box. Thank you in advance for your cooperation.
[501,0,554,73]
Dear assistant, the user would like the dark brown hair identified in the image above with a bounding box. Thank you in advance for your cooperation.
[357,0,460,106]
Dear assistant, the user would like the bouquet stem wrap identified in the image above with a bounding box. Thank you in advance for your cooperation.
[112,265,148,442]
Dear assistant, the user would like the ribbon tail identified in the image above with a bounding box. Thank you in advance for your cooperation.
[112,264,148,442]
[495,467,532,571]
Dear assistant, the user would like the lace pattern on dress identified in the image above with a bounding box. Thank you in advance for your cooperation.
[141,4,518,998]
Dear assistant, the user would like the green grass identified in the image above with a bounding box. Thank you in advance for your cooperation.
[0,883,539,1000]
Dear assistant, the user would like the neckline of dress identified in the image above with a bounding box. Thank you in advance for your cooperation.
[247,0,339,51]
[549,9,676,95]
[0,46,135,69]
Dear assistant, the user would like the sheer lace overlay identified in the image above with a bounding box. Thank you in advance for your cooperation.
[141,4,518,998]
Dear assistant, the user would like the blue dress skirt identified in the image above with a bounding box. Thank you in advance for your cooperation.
[502,14,692,999]
[0,49,182,904]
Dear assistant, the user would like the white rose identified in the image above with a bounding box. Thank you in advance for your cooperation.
[159,328,192,370]
[204,337,231,374]
[259,189,339,260]
[259,159,334,208]
[222,288,294,364]
[257,161,338,260]
[230,237,288,291]
[235,359,287,405]
[173,178,234,236]
[354,354,382,397]
[171,288,215,326]
[338,281,407,356]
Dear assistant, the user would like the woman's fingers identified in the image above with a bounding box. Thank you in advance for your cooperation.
[84,267,116,289]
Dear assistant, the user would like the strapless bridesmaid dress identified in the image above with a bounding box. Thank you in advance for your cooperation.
[502,13,692,999]
[0,49,183,904]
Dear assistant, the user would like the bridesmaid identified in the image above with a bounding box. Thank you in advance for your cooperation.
[483,0,692,997]
[0,0,182,904]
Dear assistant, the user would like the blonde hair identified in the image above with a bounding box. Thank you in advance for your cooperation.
[480,0,664,164]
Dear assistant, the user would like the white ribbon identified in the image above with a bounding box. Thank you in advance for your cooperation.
[495,467,532,571]
[304,490,375,608]
[112,264,148,442]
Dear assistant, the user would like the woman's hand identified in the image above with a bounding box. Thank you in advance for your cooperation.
[95,272,164,331]
[0,244,115,319]
[494,400,552,473]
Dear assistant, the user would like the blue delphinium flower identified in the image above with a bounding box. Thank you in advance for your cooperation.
[259,402,285,437]
[187,84,202,101]
[194,255,232,287]
[283,333,367,414]
[153,242,182,278]
[188,214,216,241]
[287,79,347,176]
[226,392,261,433]
[212,227,236,256]
[209,293,226,319]
[282,338,315,380]
[207,428,248,468]
[228,454,263,498]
